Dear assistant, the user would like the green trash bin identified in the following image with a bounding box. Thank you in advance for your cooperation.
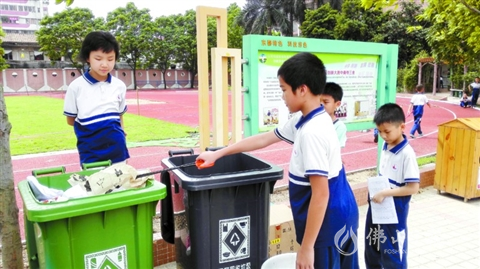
[18,163,167,269]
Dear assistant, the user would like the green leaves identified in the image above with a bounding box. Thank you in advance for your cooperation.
[36,8,105,72]
[55,0,75,6]
[0,30,8,70]
[300,4,338,39]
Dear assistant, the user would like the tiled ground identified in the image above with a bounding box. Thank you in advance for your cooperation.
[156,187,480,269]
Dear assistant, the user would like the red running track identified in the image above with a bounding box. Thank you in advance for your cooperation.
[10,90,480,240]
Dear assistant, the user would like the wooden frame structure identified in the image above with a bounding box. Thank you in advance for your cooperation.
[196,6,243,150]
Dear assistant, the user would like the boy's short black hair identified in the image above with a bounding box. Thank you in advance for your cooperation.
[78,31,120,63]
[323,82,343,102]
[415,84,424,92]
[277,52,326,95]
[374,103,405,126]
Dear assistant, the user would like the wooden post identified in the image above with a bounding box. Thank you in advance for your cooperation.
[418,62,423,85]
[196,6,228,151]
[196,6,243,150]
[211,48,243,145]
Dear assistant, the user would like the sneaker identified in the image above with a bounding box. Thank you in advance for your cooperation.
[410,134,415,139]
[418,134,423,137]
[373,134,378,143]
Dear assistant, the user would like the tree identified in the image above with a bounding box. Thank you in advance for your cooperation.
[173,10,199,88]
[148,15,178,89]
[423,1,480,64]
[0,28,23,268]
[54,0,75,5]
[376,1,431,68]
[300,3,339,39]
[36,8,105,73]
[0,32,9,70]
[238,0,292,36]
[227,3,245,49]
[1,1,75,267]
[364,0,480,58]
[106,2,155,90]
[334,0,390,42]
[304,0,344,11]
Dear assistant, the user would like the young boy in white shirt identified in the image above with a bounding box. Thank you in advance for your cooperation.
[320,82,347,148]
[197,52,359,269]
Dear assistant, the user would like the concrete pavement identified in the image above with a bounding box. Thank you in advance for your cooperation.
[156,186,480,269]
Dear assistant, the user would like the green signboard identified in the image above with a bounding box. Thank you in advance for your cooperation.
[242,35,399,137]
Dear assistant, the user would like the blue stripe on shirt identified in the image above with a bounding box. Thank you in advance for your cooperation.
[64,111,77,117]
[274,128,293,144]
[389,178,406,187]
[289,172,309,184]
[305,169,328,177]
[77,112,121,124]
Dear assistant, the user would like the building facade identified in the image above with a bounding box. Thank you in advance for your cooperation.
[1,0,50,66]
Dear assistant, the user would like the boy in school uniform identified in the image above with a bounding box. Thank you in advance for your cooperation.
[407,84,431,139]
[63,31,130,166]
[365,103,420,269]
[468,77,480,107]
[197,52,359,269]
[460,91,472,108]
[321,82,347,148]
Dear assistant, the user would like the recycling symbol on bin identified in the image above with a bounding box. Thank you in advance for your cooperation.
[223,223,246,255]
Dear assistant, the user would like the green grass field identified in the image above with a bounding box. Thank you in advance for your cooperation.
[5,96,195,156]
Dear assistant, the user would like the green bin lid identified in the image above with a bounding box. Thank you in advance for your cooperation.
[19,171,166,222]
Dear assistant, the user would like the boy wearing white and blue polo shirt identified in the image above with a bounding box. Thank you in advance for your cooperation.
[365,103,420,269]
[320,82,347,148]
[407,84,431,139]
[468,77,480,107]
[64,31,129,166]
[197,52,359,269]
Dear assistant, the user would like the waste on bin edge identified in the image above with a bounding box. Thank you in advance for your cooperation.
[27,163,153,203]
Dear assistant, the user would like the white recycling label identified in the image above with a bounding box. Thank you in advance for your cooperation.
[219,216,250,263]
[84,245,127,269]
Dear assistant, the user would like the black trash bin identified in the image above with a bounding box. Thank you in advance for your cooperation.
[161,151,283,269]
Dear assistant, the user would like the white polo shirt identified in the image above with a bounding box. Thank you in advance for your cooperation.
[63,72,129,164]
[470,82,480,90]
[333,119,347,148]
[275,106,342,182]
[379,135,420,189]
[274,106,358,247]
[410,93,429,116]
[64,73,127,124]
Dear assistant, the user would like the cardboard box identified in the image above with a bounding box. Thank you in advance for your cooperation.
[268,204,300,257]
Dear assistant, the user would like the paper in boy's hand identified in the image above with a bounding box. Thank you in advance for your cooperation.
[368,176,398,224]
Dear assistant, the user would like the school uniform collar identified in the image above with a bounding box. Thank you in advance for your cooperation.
[382,134,409,154]
[333,118,339,125]
[295,105,326,129]
[83,71,112,84]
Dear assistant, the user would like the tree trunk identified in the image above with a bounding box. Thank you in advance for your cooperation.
[0,87,24,269]
[190,70,195,89]
[133,66,137,90]
[161,70,167,89]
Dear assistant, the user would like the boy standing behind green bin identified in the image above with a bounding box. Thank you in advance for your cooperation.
[197,52,359,269]
[63,31,130,166]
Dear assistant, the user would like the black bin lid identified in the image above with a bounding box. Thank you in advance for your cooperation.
[161,153,284,191]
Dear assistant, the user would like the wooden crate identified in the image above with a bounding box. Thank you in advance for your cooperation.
[434,118,480,202]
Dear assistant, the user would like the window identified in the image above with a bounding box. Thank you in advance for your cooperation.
[3,51,13,60]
